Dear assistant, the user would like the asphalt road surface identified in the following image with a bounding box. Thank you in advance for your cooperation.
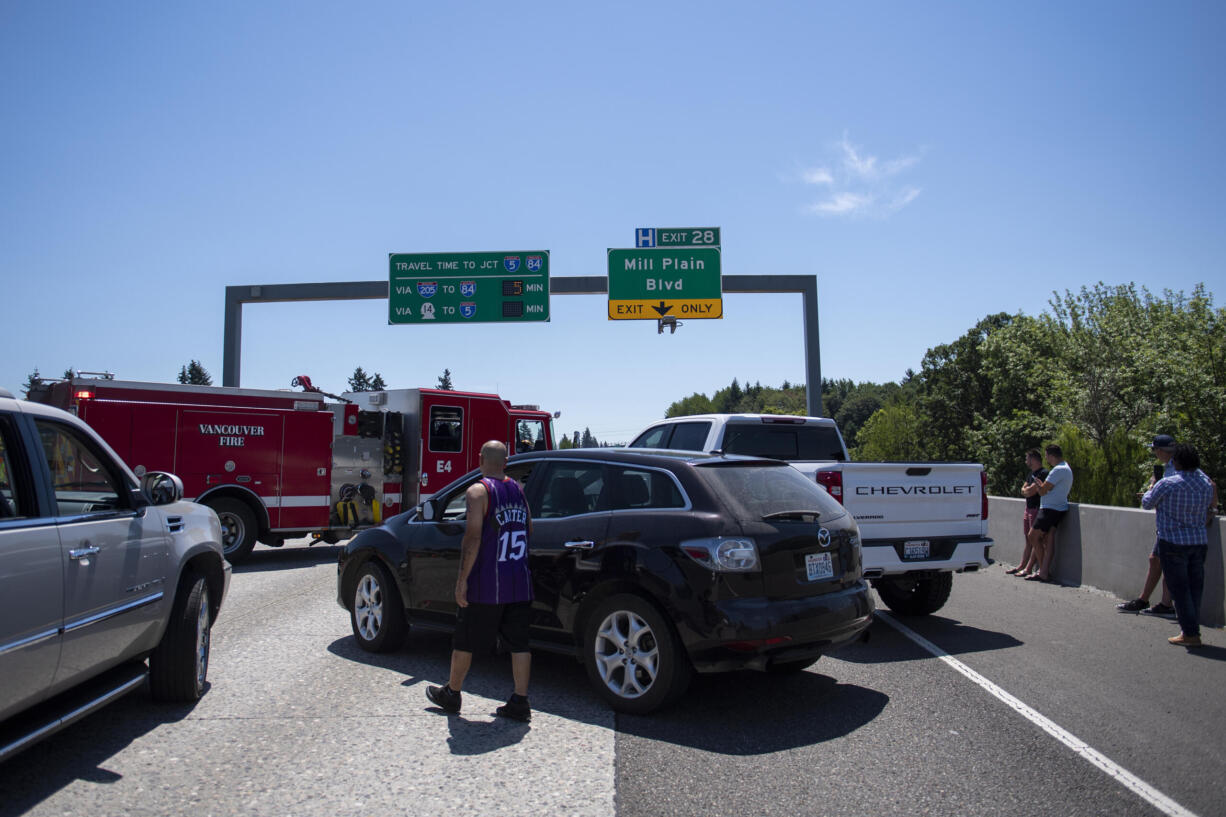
[2,541,1223,817]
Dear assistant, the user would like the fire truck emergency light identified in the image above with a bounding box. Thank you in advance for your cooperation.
[74,390,94,400]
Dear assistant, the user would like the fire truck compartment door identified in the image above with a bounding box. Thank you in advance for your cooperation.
[180,410,282,518]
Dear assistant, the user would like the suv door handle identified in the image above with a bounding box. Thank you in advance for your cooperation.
[564,540,595,550]
[69,545,101,560]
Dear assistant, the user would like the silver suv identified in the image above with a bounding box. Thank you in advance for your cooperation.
[0,388,230,761]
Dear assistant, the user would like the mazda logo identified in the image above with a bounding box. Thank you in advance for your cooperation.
[817,527,831,547]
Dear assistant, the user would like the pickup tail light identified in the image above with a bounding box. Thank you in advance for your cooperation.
[981,470,989,520]
[816,470,844,504]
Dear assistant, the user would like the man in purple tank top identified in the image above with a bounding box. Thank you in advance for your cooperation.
[427,440,534,721]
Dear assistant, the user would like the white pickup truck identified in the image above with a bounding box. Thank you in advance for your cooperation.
[628,413,993,616]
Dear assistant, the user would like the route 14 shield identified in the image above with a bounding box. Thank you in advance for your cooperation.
[504,256,521,272]
[460,281,476,297]
[526,255,543,272]
[460,302,477,318]
[417,281,437,298]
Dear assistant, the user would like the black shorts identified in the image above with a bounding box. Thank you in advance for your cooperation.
[1033,508,1067,532]
[453,601,532,654]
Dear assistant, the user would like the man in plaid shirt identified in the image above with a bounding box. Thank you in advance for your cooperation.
[1141,444,1217,647]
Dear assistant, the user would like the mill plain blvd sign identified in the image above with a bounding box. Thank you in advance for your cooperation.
[607,247,722,320]
[389,251,550,324]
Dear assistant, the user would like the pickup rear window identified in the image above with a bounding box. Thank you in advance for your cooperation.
[696,462,844,520]
[722,425,846,462]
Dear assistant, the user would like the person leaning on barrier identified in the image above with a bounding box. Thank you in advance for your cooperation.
[1118,434,1179,616]
[1007,449,1047,577]
[1141,444,1216,647]
[1025,444,1073,583]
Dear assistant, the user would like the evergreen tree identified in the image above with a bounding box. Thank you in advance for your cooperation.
[22,368,43,397]
[348,367,371,392]
[581,428,596,448]
[438,369,454,390]
[369,373,387,391]
[177,360,213,385]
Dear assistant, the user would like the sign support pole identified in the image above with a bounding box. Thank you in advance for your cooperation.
[222,274,823,416]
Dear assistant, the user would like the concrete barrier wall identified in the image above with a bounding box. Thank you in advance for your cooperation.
[987,497,1224,628]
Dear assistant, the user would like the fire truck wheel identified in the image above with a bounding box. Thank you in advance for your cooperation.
[209,498,258,563]
[350,560,406,652]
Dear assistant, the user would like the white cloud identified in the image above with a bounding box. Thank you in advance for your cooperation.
[810,192,874,215]
[801,167,834,186]
[794,133,925,218]
[888,186,921,211]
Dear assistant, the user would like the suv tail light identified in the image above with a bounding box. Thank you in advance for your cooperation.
[816,470,844,504]
[981,470,989,520]
[681,537,760,572]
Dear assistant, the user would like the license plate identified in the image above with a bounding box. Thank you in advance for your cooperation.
[904,540,930,559]
[805,552,834,581]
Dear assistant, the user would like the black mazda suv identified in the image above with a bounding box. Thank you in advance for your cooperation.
[337,449,873,714]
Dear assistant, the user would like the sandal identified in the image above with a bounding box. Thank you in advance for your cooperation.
[1005,567,1022,575]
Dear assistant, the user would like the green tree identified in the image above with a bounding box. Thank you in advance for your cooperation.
[177,360,213,385]
[438,369,454,390]
[822,378,856,421]
[666,393,715,417]
[22,368,43,397]
[916,312,1015,461]
[369,373,387,391]
[853,402,927,461]
[347,367,370,392]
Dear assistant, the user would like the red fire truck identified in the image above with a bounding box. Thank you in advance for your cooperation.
[31,376,556,562]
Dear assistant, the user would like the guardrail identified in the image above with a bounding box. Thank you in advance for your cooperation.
[988,497,1224,627]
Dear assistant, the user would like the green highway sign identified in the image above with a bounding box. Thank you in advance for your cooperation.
[388,251,550,324]
[635,227,720,248]
[607,247,722,320]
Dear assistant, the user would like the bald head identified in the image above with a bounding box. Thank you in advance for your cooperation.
[480,440,508,475]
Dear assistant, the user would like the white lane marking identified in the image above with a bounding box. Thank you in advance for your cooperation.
[876,610,1198,817]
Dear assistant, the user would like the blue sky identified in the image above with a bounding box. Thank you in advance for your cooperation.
[3,1,1223,443]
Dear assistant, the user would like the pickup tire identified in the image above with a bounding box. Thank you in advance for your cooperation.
[582,594,691,715]
[874,572,953,616]
[149,572,211,701]
[209,498,258,563]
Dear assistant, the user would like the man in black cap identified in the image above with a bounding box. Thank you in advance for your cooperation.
[1117,434,1179,615]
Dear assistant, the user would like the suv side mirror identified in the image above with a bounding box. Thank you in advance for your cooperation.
[419,499,438,522]
[141,472,184,506]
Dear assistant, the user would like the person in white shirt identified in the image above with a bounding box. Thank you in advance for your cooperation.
[1025,444,1073,583]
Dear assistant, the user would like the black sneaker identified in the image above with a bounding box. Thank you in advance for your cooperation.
[426,684,461,713]
[496,694,531,723]
[1142,603,1177,619]
[1117,598,1150,612]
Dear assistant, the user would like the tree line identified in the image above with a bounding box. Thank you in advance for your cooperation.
[664,283,1224,508]
[23,363,458,394]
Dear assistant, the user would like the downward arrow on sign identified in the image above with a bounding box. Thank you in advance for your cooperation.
[653,301,673,316]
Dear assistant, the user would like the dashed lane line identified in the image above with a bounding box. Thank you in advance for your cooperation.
[875,610,1198,817]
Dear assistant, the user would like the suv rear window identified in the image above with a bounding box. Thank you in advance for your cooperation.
[696,462,844,521]
[722,424,846,462]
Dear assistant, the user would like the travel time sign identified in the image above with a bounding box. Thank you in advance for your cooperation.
[388,251,550,324]
[606,247,723,320]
